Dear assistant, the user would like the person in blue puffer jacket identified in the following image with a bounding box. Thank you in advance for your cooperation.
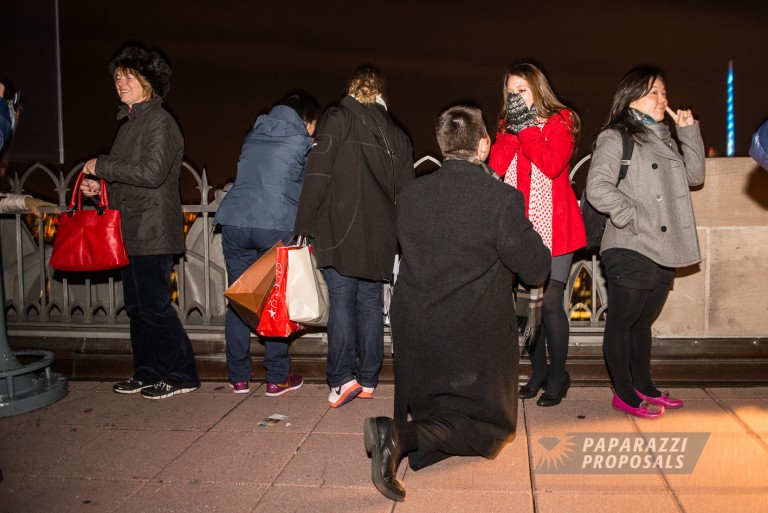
[214,94,319,396]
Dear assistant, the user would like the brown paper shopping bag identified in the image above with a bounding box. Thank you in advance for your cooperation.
[224,241,283,331]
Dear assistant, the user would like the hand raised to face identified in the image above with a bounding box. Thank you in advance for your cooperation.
[666,106,695,127]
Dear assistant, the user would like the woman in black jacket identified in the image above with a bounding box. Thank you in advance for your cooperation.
[80,46,199,400]
[294,67,414,407]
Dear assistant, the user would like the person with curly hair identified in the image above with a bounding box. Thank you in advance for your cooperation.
[294,67,414,407]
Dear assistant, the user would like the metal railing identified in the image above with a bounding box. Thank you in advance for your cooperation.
[2,157,606,332]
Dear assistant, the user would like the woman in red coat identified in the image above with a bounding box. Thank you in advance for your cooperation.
[489,62,586,407]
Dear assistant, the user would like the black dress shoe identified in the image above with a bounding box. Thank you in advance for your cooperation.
[364,417,406,502]
[536,373,571,407]
[519,378,547,400]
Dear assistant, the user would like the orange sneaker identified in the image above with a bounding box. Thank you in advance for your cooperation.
[328,379,362,407]
[358,386,375,399]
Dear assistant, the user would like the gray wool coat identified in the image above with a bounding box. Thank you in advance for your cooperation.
[391,159,550,469]
[586,123,705,268]
[96,98,185,256]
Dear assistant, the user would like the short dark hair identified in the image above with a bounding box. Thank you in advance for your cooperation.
[435,105,487,157]
[282,93,320,124]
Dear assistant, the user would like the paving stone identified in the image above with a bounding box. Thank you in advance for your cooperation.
[677,492,768,513]
[402,431,531,493]
[314,397,394,435]
[41,429,201,480]
[252,484,394,513]
[212,394,328,433]
[274,432,394,488]
[705,387,768,400]
[158,430,306,485]
[114,481,268,513]
[535,491,680,513]
[394,490,533,513]
[0,423,103,476]
[0,473,145,513]
[115,391,244,431]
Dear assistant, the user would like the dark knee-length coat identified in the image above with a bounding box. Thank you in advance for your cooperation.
[392,158,550,466]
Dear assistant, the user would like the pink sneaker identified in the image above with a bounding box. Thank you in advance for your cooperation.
[230,381,250,394]
[266,373,304,397]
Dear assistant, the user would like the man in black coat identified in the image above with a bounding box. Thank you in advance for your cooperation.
[364,105,550,501]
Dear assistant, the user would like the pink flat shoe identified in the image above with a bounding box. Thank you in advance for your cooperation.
[612,394,664,419]
[636,390,684,410]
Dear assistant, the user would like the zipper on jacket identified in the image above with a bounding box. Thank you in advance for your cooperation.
[370,108,398,204]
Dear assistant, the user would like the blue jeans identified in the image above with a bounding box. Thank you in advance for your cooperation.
[322,267,383,389]
[221,225,293,384]
[121,254,200,387]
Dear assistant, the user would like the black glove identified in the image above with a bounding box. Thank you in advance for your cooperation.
[506,93,537,134]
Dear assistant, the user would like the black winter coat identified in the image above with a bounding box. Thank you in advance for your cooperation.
[392,159,550,467]
[294,96,414,281]
[96,98,185,256]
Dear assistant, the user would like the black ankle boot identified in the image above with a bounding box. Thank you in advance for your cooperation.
[364,417,406,501]
[537,372,571,407]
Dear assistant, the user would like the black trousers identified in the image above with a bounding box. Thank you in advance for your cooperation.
[407,416,483,470]
[121,254,200,386]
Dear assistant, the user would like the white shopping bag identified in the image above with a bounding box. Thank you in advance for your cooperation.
[286,244,329,326]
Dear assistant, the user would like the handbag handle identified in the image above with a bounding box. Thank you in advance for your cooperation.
[69,172,110,212]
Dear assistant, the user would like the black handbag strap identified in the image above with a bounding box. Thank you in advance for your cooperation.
[616,129,635,186]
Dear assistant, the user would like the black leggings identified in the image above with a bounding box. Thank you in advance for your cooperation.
[603,282,670,407]
[527,279,570,394]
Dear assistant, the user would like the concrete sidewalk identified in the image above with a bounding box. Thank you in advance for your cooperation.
[1,382,766,513]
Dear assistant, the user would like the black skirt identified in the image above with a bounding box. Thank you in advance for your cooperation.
[601,248,675,290]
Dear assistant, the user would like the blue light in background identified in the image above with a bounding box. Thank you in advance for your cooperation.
[727,61,734,157]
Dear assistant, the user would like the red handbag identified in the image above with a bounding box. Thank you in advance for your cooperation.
[256,245,302,338]
[50,173,129,272]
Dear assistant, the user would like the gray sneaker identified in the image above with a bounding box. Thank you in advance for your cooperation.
[140,380,200,400]
[113,378,153,394]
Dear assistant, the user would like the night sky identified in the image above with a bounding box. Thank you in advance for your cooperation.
[46,1,768,198]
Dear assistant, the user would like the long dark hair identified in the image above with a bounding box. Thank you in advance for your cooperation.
[603,66,667,139]
[496,62,581,142]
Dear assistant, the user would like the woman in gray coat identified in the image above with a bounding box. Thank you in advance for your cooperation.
[586,67,705,419]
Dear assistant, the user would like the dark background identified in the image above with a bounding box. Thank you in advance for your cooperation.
[7,1,768,199]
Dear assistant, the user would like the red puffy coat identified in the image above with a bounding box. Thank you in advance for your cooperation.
[488,110,586,257]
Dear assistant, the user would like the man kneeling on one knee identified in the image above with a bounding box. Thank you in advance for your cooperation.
[364,105,551,501]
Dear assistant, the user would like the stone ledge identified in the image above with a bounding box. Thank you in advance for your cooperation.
[9,329,768,386]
